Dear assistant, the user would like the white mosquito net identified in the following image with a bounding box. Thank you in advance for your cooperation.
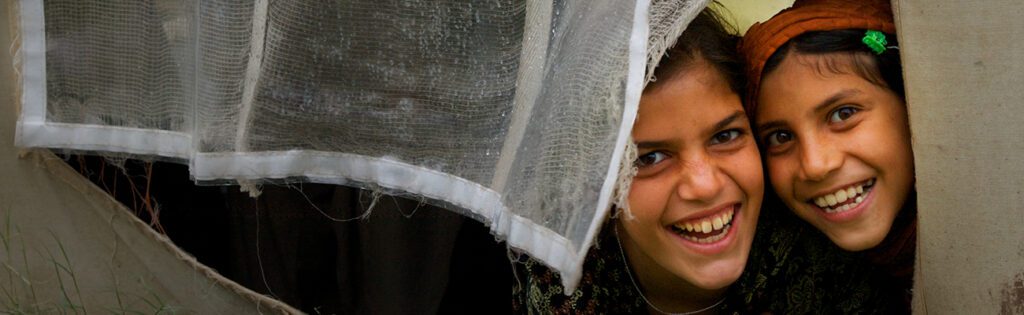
[12,0,707,292]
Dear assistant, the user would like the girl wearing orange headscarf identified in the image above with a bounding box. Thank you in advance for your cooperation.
[738,0,915,312]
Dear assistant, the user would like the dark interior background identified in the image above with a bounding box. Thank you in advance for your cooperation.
[66,155,511,314]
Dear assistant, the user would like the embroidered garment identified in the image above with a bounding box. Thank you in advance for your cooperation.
[512,223,650,314]
[732,196,905,314]
[511,222,737,314]
[513,198,899,314]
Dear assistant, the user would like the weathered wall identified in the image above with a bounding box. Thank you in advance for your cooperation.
[718,0,794,33]
[0,2,299,313]
[894,1,1024,314]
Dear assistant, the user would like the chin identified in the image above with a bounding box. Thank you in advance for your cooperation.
[685,257,747,290]
[827,225,891,252]
[690,273,743,291]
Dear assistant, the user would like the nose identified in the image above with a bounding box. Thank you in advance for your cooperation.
[675,155,724,202]
[798,134,843,182]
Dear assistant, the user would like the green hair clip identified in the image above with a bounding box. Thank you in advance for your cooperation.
[862,30,888,55]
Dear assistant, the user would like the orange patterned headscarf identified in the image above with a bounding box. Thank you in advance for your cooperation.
[738,0,896,114]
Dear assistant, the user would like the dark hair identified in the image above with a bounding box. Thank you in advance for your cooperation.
[647,4,744,95]
[762,29,904,99]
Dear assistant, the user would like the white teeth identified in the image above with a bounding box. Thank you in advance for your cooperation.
[815,197,828,208]
[825,194,838,206]
[812,180,875,213]
[683,228,729,243]
[697,230,727,243]
[672,209,736,243]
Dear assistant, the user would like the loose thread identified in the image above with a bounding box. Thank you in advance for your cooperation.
[288,184,371,222]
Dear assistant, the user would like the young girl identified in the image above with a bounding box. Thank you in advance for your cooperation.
[514,6,764,314]
[740,0,916,309]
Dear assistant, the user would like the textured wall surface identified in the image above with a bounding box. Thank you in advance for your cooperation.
[719,0,793,33]
[894,1,1024,314]
[0,3,298,313]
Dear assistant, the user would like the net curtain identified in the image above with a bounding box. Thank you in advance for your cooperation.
[13,0,707,292]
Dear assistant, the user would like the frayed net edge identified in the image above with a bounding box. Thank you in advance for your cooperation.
[645,0,710,84]
[612,136,637,220]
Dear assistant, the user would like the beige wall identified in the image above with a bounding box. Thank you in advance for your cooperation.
[718,0,794,33]
[895,0,1024,313]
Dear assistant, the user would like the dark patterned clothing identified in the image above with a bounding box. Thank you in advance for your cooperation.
[862,194,917,313]
[513,197,905,314]
[511,225,648,314]
[730,196,903,314]
[511,223,735,314]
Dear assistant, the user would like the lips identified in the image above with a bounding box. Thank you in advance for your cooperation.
[668,205,736,244]
[809,178,875,214]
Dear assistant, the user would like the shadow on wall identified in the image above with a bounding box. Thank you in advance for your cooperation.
[1003,272,1024,315]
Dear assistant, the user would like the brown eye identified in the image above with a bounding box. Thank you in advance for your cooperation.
[829,106,859,123]
[765,131,793,147]
[710,130,740,145]
[635,151,668,168]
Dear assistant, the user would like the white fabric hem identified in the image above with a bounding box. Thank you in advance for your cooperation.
[16,122,192,159]
[194,150,582,287]
[16,0,46,142]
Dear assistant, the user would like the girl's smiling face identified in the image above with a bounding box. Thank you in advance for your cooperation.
[622,59,763,291]
[755,52,914,251]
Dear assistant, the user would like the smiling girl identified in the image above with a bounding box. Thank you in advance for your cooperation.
[620,16,763,311]
[514,5,764,314]
[739,0,916,310]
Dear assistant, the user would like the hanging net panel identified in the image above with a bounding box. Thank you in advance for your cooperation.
[13,0,707,292]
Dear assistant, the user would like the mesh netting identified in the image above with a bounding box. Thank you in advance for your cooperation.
[14,0,707,292]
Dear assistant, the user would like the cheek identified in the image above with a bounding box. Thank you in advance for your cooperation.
[866,136,912,174]
[876,99,913,147]
[870,113,916,199]
[862,110,915,178]
[765,156,796,197]
[724,150,765,199]
[627,177,670,219]
[890,111,915,171]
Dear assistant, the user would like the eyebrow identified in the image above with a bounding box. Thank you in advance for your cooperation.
[713,111,745,132]
[813,88,861,114]
[756,89,861,131]
[635,111,746,149]
[636,140,672,150]
[756,120,785,133]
